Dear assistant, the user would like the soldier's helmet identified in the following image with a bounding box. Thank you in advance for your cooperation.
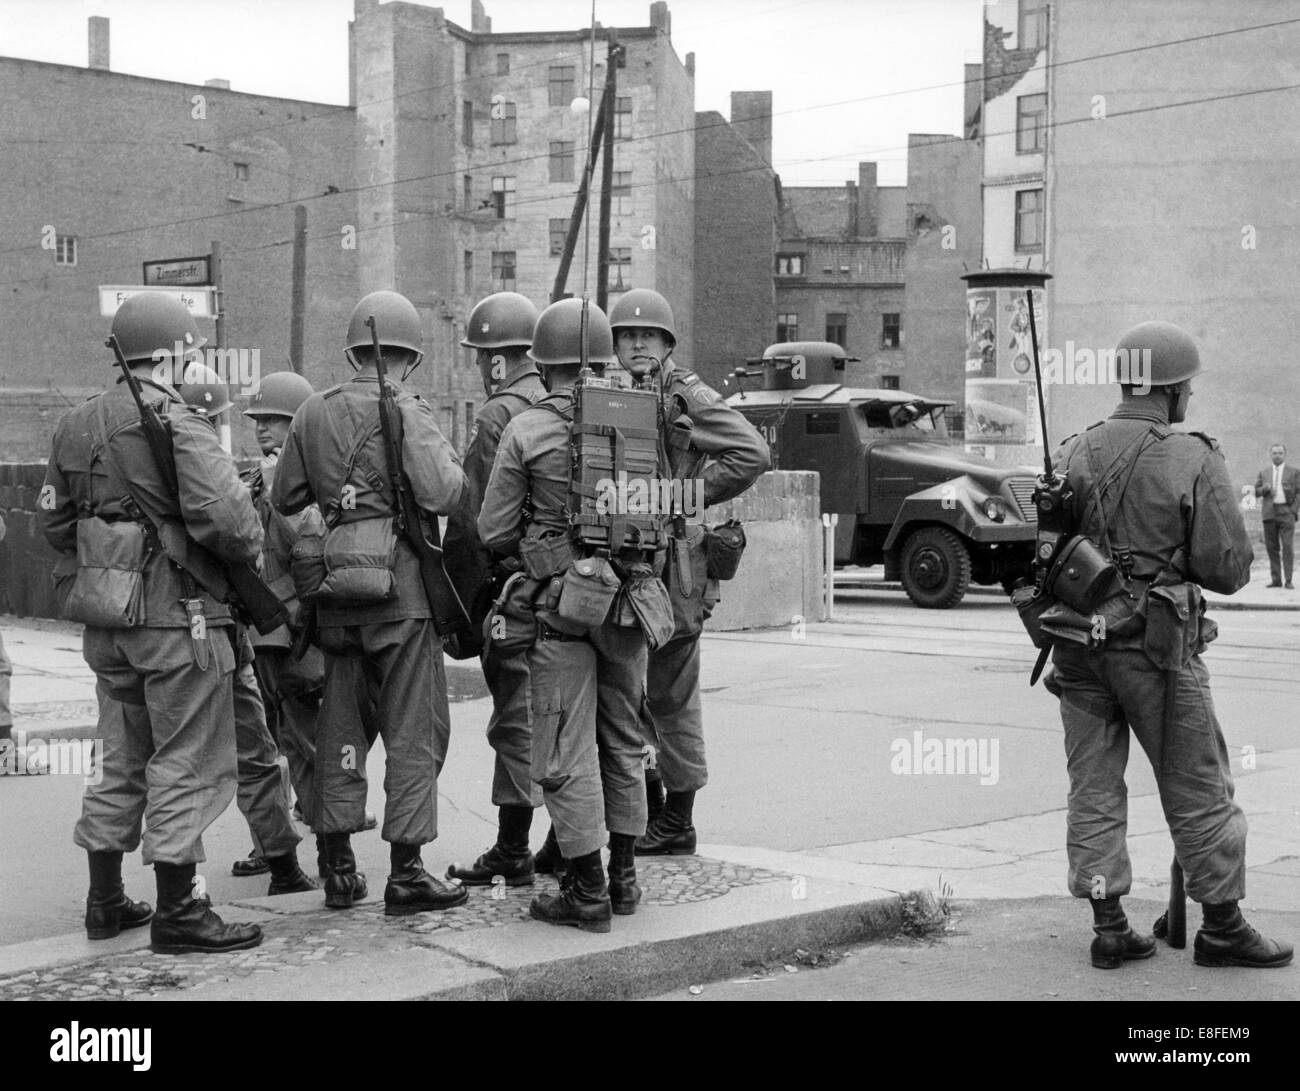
[609,288,676,347]
[345,290,424,367]
[460,292,539,349]
[529,298,616,368]
[110,293,206,364]
[1115,322,1202,386]
[244,371,314,420]
[178,364,232,417]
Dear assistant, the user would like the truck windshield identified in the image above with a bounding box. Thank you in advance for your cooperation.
[861,402,942,433]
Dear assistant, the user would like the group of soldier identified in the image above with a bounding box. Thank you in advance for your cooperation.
[39,281,768,951]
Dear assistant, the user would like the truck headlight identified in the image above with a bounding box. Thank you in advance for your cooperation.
[982,497,1007,522]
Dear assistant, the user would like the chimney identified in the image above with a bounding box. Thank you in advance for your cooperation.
[857,161,878,238]
[205,78,231,90]
[685,51,694,78]
[649,1,671,36]
[471,0,491,33]
[88,16,110,71]
[729,91,772,167]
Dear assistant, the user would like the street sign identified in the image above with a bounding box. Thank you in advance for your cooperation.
[142,255,211,287]
[98,285,216,318]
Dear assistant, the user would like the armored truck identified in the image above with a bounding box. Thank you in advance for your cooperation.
[727,341,1037,608]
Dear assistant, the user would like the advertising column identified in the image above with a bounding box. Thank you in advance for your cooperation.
[960,268,1051,468]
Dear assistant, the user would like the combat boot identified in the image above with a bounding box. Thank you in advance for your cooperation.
[607,833,642,916]
[85,850,153,940]
[315,833,329,879]
[1089,895,1155,969]
[645,771,665,825]
[231,849,269,877]
[635,790,697,856]
[385,842,469,915]
[322,831,368,909]
[446,805,535,886]
[265,849,319,896]
[150,863,263,954]
[529,850,612,933]
[533,824,565,878]
[1194,901,1293,968]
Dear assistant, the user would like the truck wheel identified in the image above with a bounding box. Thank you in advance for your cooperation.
[900,527,971,609]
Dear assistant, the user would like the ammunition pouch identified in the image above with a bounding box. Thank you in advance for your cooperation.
[554,554,620,631]
[704,519,747,582]
[289,534,328,603]
[316,517,398,606]
[1044,535,1118,614]
[1145,582,1215,670]
[519,530,581,581]
[621,572,675,651]
[482,573,541,659]
[62,517,149,629]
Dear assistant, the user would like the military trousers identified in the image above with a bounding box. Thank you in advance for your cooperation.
[253,648,323,830]
[482,642,540,810]
[645,632,707,792]
[318,618,448,845]
[232,651,300,859]
[527,620,649,860]
[1048,643,1248,905]
[75,625,237,866]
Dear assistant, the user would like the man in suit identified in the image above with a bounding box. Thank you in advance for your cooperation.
[1255,443,1299,588]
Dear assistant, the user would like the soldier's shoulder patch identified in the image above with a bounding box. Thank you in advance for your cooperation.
[1188,430,1219,449]
[691,384,719,406]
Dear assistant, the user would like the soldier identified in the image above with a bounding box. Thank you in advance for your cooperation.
[240,370,330,880]
[608,289,770,855]
[478,298,655,931]
[42,294,263,952]
[178,368,316,897]
[443,292,548,888]
[272,290,469,915]
[1043,322,1292,969]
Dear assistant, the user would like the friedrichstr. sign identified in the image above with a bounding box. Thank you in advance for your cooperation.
[98,285,216,319]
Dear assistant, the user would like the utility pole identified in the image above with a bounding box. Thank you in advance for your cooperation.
[596,35,622,311]
[289,205,307,375]
[210,239,225,350]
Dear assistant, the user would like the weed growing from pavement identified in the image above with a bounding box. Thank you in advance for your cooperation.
[899,882,955,939]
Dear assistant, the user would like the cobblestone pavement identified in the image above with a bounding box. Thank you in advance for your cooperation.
[0,856,786,1000]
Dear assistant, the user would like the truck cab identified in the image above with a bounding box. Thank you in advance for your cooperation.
[727,341,1037,608]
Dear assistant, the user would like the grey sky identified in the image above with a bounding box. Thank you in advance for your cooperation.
[1,0,984,186]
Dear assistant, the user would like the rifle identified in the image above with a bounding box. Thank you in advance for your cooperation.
[366,317,470,636]
[107,335,289,635]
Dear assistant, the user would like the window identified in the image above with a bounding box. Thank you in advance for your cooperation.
[612,170,631,215]
[549,140,575,183]
[881,312,901,348]
[55,235,77,266]
[549,217,571,256]
[233,162,249,181]
[1019,1,1047,50]
[825,313,847,348]
[462,100,474,147]
[491,176,515,219]
[615,95,632,139]
[548,65,576,106]
[776,254,805,276]
[805,412,840,436]
[1015,188,1044,251]
[491,102,517,145]
[464,174,473,210]
[491,250,516,291]
[880,375,901,391]
[464,250,474,292]
[496,52,510,76]
[776,313,798,342]
[1016,93,1047,154]
[607,247,631,292]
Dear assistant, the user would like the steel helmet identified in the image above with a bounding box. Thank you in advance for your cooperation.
[244,371,314,419]
[178,364,232,417]
[345,290,424,365]
[1114,322,1202,386]
[529,298,616,367]
[110,293,206,364]
[609,288,676,346]
[460,292,539,349]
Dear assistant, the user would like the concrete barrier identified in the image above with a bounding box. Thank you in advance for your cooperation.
[705,470,825,631]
